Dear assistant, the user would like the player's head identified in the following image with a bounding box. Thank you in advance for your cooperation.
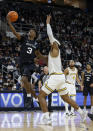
[28,29,37,40]
[86,64,91,71]
[69,60,75,68]
[43,66,48,75]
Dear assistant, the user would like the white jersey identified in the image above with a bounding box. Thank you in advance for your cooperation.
[48,50,63,74]
[66,67,77,85]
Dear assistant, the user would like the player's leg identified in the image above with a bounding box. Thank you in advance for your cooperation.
[38,86,53,124]
[89,88,93,114]
[38,75,59,124]
[70,95,76,115]
[70,86,76,115]
[48,93,52,112]
[83,96,87,111]
[83,86,88,111]
[61,94,88,122]
[64,102,69,115]
[64,83,70,116]
[90,96,93,114]
[58,85,88,122]
[39,90,49,112]
[21,65,37,99]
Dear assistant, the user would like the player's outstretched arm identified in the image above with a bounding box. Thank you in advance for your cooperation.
[64,68,69,75]
[46,15,59,57]
[76,71,83,90]
[46,15,54,44]
[35,50,48,65]
[46,15,60,46]
[6,15,21,40]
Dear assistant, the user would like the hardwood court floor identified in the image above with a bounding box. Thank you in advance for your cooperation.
[0,111,93,131]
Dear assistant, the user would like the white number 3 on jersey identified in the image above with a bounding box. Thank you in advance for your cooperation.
[27,47,32,54]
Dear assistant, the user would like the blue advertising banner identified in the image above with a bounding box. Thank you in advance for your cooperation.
[0,93,24,108]
[33,92,91,107]
[0,92,90,108]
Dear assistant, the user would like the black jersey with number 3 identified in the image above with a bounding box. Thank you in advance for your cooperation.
[20,35,38,64]
[84,71,93,86]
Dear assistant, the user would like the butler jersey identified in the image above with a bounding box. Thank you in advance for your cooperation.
[84,71,93,86]
[20,35,38,64]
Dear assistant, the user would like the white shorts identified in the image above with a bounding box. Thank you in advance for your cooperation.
[65,83,76,96]
[41,74,68,96]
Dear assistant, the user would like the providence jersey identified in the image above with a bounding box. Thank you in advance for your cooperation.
[20,35,38,64]
[66,67,77,85]
[48,50,63,74]
[84,71,93,85]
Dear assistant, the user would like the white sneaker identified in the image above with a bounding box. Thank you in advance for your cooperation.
[81,111,88,122]
[90,110,93,114]
[41,118,52,125]
[41,113,52,125]
[83,108,87,113]
[70,112,76,116]
[65,112,70,117]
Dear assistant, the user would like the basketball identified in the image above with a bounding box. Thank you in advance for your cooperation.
[8,11,18,22]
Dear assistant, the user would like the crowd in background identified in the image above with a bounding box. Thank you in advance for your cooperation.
[0,2,93,91]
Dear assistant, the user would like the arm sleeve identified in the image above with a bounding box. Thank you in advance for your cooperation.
[47,24,60,45]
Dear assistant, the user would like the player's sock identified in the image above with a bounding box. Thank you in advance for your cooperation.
[84,106,86,109]
[43,112,50,119]
[71,96,76,113]
[91,106,93,113]
[84,106,87,112]
[77,107,87,122]
[77,107,83,115]
[65,102,69,113]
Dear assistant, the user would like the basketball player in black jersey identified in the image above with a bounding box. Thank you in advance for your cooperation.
[82,64,93,113]
[7,15,38,99]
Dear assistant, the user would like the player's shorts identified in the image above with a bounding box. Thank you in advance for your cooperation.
[41,73,68,96]
[20,63,35,81]
[64,83,76,96]
[83,85,93,96]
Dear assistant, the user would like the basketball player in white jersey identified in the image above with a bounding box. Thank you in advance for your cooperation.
[35,15,89,124]
[64,60,82,116]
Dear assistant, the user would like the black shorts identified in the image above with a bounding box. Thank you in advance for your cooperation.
[20,63,35,81]
[83,85,93,96]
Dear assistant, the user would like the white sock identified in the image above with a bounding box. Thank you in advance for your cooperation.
[65,102,69,113]
[71,96,76,113]
[77,107,83,115]
[43,112,50,119]
[91,106,93,111]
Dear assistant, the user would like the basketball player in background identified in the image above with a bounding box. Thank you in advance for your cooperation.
[82,64,93,114]
[88,77,93,119]
[6,15,38,100]
[35,15,89,124]
[64,60,82,116]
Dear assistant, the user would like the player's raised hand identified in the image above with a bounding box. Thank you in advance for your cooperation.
[46,15,51,24]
